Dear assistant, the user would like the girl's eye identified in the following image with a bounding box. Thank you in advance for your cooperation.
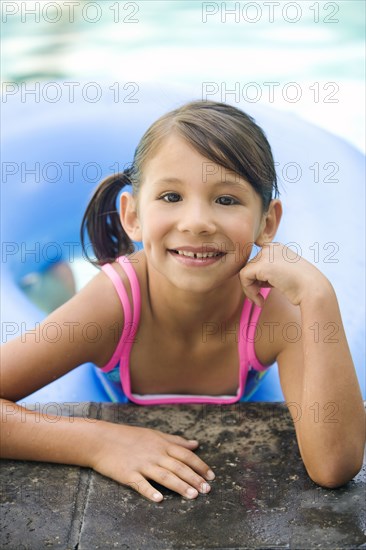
[216,196,239,206]
[160,192,181,203]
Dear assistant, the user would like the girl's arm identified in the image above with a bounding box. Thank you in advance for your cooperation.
[273,284,365,488]
[0,268,214,502]
[240,243,365,488]
[0,399,100,466]
[0,398,213,503]
[0,269,121,462]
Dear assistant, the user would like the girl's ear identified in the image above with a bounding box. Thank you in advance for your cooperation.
[120,192,142,242]
[255,199,283,247]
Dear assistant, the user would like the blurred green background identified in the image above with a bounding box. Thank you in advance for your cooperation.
[2,0,365,152]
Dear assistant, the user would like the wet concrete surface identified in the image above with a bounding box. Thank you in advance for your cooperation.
[1,402,365,549]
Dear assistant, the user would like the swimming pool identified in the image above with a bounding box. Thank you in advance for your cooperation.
[1,0,364,152]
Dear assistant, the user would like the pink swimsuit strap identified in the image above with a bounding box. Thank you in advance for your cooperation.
[244,296,272,372]
[100,256,141,373]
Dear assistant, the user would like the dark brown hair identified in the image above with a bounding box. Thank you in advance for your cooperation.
[81,100,280,265]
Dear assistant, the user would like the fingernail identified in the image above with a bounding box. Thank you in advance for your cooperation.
[200,482,211,493]
[187,487,198,498]
[206,469,215,480]
[153,492,163,501]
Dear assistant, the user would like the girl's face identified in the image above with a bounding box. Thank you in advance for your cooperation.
[123,133,267,293]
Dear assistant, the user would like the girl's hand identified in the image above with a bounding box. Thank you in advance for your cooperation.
[239,242,330,307]
[90,422,214,503]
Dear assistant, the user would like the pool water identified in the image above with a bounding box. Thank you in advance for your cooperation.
[2,0,365,152]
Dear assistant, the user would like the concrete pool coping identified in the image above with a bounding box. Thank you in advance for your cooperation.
[1,402,365,549]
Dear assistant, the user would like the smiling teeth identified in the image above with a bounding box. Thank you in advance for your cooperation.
[175,250,220,259]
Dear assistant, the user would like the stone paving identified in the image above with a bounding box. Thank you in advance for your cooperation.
[1,402,365,549]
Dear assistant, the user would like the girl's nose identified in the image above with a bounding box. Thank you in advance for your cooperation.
[176,202,216,235]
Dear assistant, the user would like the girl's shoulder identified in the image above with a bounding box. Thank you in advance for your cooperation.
[104,250,148,306]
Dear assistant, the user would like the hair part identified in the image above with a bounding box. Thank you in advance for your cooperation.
[81,100,280,265]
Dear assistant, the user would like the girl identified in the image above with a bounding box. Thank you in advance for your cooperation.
[1,101,365,503]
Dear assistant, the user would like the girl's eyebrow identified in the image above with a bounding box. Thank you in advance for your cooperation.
[213,180,252,193]
[152,177,182,185]
[153,177,251,192]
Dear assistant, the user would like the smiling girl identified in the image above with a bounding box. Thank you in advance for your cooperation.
[1,101,365,503]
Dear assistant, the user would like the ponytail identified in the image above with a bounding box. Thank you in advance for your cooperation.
[80,171,135,265]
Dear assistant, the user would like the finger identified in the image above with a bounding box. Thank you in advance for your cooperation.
[158,456,212,495]
[167,444,215,481]
[144,465,209,500]
[254,292,265,308]
[239,270,265,307]
[161,433,200,449]
[240,262,263,283]
[243,285,265,308]
[239,277,262,306]
[126,473,164,503]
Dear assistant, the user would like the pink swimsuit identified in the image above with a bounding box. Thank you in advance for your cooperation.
[96,255,274,405]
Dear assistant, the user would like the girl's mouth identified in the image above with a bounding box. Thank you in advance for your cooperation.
[168,249,226,266]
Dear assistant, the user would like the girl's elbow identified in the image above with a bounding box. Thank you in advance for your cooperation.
[308,460,364,489]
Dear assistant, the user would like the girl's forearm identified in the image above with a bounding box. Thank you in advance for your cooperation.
[298,282,366,486]
[0,399,101,467]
